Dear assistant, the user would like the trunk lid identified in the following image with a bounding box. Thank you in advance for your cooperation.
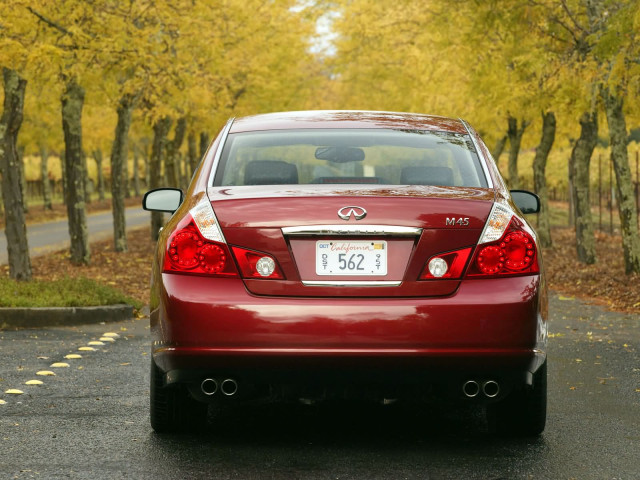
[208,185,495,297]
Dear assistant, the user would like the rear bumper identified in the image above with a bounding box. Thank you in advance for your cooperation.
[151,274,547,383]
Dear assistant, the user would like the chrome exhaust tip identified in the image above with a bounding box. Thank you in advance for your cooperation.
[201,378,219,396]
[482,380,500,398]
[220,378,238,396]
[462,380,480,398]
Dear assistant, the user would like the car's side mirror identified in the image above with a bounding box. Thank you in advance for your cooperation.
[510,190,540,214]
[142,188,184,213]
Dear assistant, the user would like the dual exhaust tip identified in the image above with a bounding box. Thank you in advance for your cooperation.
[201,378,238,397]
[462,380,500,398]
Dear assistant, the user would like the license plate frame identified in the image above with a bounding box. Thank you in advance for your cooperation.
[315,240,388,276]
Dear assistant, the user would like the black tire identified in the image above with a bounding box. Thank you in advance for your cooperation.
[150,359,208,433]
[487,360,547,436]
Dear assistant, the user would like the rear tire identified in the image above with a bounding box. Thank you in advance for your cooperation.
[150,359,208,433]
[487,360,547,436]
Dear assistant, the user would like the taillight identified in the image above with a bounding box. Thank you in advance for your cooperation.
[231,246,284,279]
[420,247,472,279]
[163,216,238,276]
[163,197,238,276]
[467,216,539,277]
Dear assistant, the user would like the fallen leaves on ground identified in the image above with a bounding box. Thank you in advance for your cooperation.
[544,227,640,315]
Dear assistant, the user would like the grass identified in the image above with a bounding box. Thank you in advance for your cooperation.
[0,276,142,309]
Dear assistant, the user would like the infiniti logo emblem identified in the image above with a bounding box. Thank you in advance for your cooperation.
[338,206,367,221]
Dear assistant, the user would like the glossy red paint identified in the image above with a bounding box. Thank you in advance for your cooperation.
[152,273,543,372]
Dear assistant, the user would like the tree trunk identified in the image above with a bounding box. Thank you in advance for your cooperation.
[60,149,67,205]
[94,149,106,201]
[164,117,186,188]
[0,68,32,281]
[18,146,28,213]
[123,142,131,199]
[570,111,597,264]
[199,131,209,159]
[61,78,90,265]
[187,131,198,178]
[82,150,91,205]
[40,145,53,209]
[110,94,135,252]
[133,146,141,197]
[150,116,172,241]
[144,142,150,190]
[601,87,640,274]
[507,116,530,189]
[492,134,508,162]
[533,111,556,248]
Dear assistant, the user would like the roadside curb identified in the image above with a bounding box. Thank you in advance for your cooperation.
[0,304,135,330]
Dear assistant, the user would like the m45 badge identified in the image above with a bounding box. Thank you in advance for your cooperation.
[446,217,470,226]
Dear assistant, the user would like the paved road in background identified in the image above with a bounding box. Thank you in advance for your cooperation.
[1,295,639,479]
[0,207,149,264]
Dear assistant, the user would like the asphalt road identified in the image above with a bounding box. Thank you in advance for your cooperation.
[0,207,150,265]
[1,294,639,479]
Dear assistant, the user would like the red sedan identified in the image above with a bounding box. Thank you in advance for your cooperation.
[143,110,547,436]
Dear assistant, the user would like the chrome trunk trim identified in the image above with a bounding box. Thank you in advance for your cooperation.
[282,225,422,236]
[301,280,402,287]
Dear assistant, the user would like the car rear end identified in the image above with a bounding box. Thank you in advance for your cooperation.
[146,111,547,435]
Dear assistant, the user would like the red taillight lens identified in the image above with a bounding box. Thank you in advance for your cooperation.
[420,247,472,280]
[163,217,238,276]
[468,218,539,277]
[231,246,284,279]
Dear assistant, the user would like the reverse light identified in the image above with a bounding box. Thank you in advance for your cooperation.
[231,246,284,279]
[428,257,448,278]
[420,247,472,280]
[256,257,276,277]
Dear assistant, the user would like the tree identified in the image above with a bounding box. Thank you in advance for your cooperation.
[110,93,136,252]
[569,111,598,264]
[0,68,32,280]
[601,86,640,272]
[533,111,556,248]
[507,116,530,189]
[596,1,640,273]
[61,78,90,265]
[149,117,172,241]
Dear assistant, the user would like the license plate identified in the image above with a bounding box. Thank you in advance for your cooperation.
[315,241,387,275]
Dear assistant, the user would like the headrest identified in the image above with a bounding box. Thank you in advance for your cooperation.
[244,160,299,185]
[400,166,454,186]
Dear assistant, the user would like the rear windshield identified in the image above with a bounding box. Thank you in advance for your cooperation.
[213,129,488,188]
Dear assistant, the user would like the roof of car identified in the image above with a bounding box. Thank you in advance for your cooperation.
[229,110,469,134]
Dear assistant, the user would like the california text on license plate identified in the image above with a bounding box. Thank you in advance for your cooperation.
[315,241,387,275]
